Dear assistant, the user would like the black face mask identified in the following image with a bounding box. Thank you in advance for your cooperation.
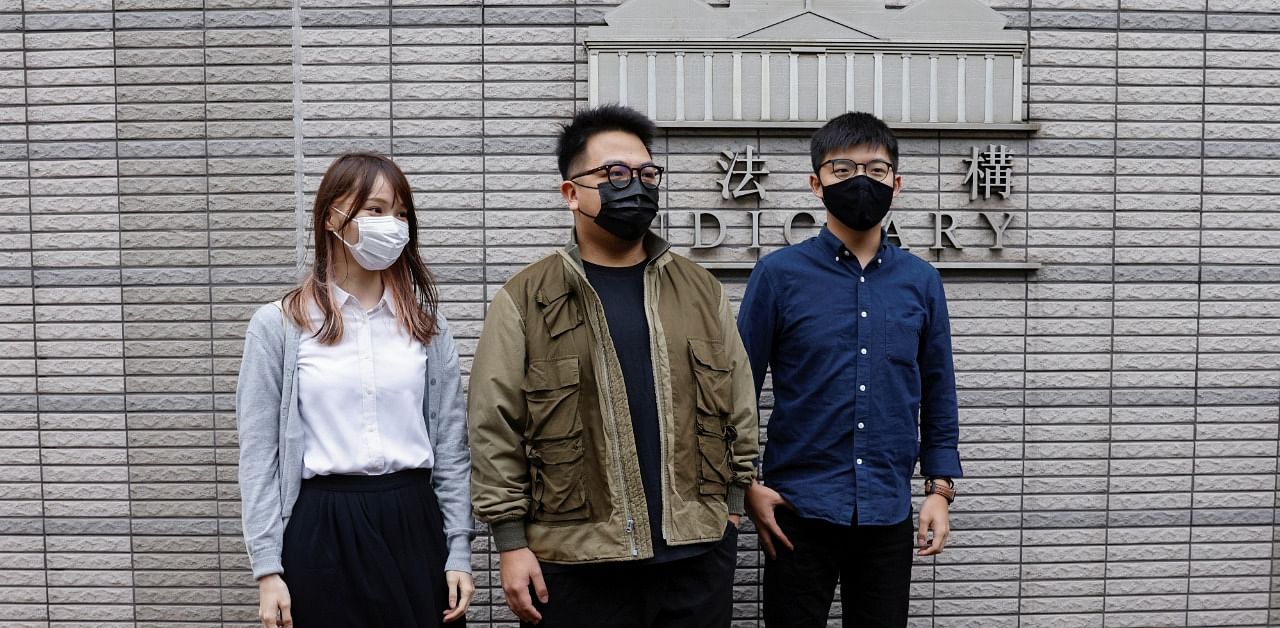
[588,178,660,241]
[821,175,894,231]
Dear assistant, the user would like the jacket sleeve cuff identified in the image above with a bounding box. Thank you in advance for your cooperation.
[250,553,283,580]
[920,447,963,480]
[490,520,529,552]
[444,533,473,574]
[727,484,746,516]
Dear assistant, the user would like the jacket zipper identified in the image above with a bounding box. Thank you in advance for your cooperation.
[568,253,643,560]
[595,288,641,558]
[644,265,673,551]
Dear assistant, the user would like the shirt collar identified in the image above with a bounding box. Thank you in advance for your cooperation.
[329,283,394,314]
[818,226,892,263]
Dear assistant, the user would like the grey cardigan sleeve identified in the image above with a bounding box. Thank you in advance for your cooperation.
[427,312,477,574]
[236,304,288,580]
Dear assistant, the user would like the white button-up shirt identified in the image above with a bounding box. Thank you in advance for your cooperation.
[296,285,434,479]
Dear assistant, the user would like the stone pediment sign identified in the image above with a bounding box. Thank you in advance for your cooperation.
[585,0,1034,130]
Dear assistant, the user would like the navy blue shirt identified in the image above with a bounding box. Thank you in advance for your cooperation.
[737,227,962,527]
[583,260,713,563]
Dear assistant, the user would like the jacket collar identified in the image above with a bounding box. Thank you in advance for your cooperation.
[563,227,672,271]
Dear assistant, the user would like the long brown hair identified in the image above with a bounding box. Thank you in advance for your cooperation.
[283,152,440,345]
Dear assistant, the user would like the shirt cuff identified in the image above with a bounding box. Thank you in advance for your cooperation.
[444,533,473,574]
[490,520,529,553]
[250,552,283,581]
[919,447,963,480]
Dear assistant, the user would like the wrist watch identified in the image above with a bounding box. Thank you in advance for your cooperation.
[924,477,956,504]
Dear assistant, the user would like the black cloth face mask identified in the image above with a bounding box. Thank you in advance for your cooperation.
[821,175,894,231]
[588,178,660,241]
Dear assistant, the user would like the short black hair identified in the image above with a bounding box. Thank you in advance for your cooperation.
[556,104,657,180]
[810,111,899,172]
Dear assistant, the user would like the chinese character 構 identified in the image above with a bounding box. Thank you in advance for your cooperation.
[717,146,769,200]
[962,144,1014,201]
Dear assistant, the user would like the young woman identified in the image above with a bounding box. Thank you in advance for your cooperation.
[237,152,474,627]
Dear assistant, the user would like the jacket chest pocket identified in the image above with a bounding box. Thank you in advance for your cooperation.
[689,338,735,496]
[522,356,590,522]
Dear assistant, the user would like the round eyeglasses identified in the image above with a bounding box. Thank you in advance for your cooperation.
[569,163,664,190]
[819,159,895,183]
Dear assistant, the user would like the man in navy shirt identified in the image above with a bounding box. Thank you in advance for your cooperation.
[738,112,962,628]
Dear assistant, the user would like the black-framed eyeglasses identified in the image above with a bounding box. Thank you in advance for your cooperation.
[569,163,665,190]
[819,159,895,183]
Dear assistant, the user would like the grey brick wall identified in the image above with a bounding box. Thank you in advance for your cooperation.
[0,0,1278,625]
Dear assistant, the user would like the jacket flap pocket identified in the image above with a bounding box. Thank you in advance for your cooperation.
[688,338,729,372]
[522,356,580,392]
[529,435,585,466]
[537,287,582,338]
[527,434,590,521]
[689,338,732,417]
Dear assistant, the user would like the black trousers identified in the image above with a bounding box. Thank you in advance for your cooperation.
[764,508,914,628]
[281,469,460,628]
[522,526,737,628]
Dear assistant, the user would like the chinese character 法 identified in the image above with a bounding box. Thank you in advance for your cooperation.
[717,146,769,200]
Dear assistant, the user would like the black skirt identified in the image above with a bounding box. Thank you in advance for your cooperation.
[281,468,461,627]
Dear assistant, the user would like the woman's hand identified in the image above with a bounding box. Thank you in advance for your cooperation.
[443,570,476,623]
[257,574,292,628]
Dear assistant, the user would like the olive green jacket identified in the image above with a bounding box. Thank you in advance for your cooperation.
[468,233,758,564]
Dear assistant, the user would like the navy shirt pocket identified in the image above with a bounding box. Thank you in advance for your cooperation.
[884,313,923,367]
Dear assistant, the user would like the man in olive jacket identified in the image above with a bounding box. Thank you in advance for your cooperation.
[468,105,758,628]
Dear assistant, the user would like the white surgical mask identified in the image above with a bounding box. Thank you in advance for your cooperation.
[332,208,410,271]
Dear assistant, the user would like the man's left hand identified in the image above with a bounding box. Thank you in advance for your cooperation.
[916,494,950,556]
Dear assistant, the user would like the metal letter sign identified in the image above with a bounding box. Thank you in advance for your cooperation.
[963,144,1014,201]
[717,146,769,200]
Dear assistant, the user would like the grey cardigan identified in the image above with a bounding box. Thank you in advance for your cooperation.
[236,301,475,579]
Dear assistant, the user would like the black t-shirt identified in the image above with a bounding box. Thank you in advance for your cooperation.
[582,259,714,564]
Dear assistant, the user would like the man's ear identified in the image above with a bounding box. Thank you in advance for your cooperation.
[892,174,903,198]
[809,173,824,200]
[561,180,578,212]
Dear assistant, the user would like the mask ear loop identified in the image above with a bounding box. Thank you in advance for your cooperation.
[566,180,603,220]
[333,230,358,248]
[329,206,359,248]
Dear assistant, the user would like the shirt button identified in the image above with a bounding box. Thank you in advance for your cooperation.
[860,311,867,318]
[431,377,437,385]
[860,348,867,355]
[859,276,865,283]
[858,422,865,429]
[856,458,863,465]
[859,384,866,392]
